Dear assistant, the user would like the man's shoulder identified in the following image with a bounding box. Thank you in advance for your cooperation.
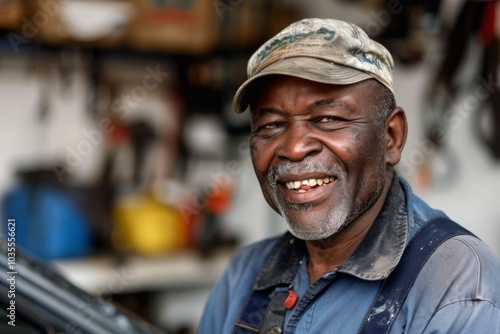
[225,234,283,279]
[429,234,500,291]
[398,177,500,297]
[199,236,285,333]
[234,234,283,260]
[411,234,500,310]
[395,233,500,333]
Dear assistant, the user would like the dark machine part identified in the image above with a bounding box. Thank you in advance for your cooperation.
[129,120,158,185]
[0,239,167,334]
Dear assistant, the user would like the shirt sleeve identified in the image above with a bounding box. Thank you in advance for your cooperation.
[198,266,231,334]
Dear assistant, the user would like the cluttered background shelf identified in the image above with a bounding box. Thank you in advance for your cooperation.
[1,0,499,333]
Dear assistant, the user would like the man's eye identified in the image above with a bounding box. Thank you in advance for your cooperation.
[261,122,282,129]
[318,116,338,123]
[253,121,284,135]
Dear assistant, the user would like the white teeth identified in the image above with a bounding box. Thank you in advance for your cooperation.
[298,189,306,193]
[285,177,335,190]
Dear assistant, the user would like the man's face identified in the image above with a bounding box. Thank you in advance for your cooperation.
[249,76,390,240]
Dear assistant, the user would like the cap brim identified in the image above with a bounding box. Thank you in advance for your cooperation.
[233,56,374,113]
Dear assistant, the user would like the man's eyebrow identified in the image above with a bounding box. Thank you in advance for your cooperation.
[312,98,347,108]
[310,98,355,114]
[252,108,286,119]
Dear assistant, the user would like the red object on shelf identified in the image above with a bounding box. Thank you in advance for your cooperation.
[478,1,496,46]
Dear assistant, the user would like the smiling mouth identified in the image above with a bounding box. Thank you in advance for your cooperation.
[285,177,336,193]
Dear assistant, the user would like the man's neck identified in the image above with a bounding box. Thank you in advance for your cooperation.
[305,172,394,283]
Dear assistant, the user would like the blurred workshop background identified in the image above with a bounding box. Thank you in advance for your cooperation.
[0,0,499,333]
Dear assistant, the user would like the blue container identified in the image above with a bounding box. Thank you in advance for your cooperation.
[2,183,91,260]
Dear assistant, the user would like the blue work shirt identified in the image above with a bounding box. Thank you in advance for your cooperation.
[199,177,500,333]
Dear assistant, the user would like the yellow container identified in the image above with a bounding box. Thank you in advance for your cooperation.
[113,196,187,255]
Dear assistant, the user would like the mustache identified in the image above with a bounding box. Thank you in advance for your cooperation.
[267,157,344,188]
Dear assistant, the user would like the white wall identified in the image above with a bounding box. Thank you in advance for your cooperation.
[395,52,500,256]
[0,53,101,190]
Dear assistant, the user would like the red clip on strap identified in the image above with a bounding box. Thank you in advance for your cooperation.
[283,290,298,309]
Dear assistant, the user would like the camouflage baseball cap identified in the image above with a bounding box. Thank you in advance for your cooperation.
[233,18,394,113]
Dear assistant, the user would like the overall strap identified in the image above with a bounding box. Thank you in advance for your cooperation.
[233,286,289,334]
[233,288,271,333]
[359,217,475,334]
[233,234,303,334]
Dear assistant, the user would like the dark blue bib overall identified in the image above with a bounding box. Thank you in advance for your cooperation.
[233,218,474,334]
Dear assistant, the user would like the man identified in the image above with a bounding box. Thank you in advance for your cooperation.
[199,18,500,333]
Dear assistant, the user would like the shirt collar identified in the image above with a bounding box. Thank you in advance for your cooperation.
[337,175,408,280]
[254,175,408,290]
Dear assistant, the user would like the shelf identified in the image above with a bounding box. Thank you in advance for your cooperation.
[52,250,233,295]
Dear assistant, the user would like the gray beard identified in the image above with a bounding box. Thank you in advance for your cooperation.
[267,157,384,240]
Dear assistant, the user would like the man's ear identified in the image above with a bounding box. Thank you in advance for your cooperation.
[385,107,408,166]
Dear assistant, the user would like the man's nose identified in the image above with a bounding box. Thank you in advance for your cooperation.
[277,124,322,161]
